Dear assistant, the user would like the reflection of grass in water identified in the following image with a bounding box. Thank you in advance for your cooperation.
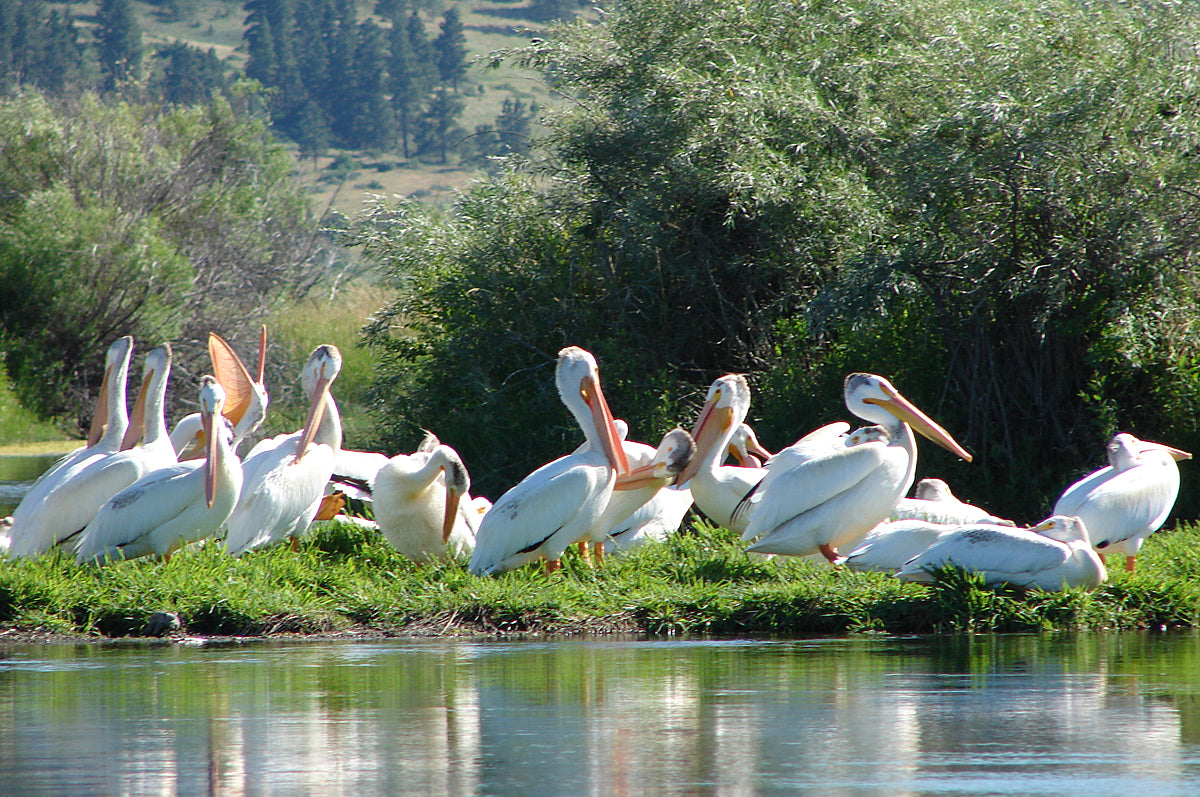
[2,518,1199,639]
[268,282,396,447]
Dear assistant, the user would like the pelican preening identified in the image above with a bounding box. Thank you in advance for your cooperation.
[894,515,1107,591]
[75,376,243,564]
[372,432,477,563]
[468,346,630,576]
[1053,432,1191,572]
[594,426,695,556]
[741,373,972,563]
[170,328,269,458]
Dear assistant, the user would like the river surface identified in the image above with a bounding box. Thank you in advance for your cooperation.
[0,454,63,517]
[2,633,1200,796]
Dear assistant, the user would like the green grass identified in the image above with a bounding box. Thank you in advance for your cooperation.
[3,518,1199,640]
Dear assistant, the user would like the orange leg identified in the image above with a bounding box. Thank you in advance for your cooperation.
[544,557,561,574]
[593,541,605,566]
[1125,555,1137,573]
[819,543,841,565]
[291,537,300,553]
[577,540,593,568]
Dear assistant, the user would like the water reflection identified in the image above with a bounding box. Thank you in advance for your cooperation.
[2,634,1200,795]
[0,454,62,516]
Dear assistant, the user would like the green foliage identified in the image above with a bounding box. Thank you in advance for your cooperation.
[359,0,1200,523]
[0,90,324,432]
[3,518,1200,639]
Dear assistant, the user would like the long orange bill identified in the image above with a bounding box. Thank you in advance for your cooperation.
[120,368,153,450]
[614,462,673,491]
[1142,442,1192,462]
[294,375,332,461]
[867,386,973,462]
[202,405,219,508]
[583,374,630,475]
[87,362,114,447]
[442,484,463,542]
[676,401,733,485]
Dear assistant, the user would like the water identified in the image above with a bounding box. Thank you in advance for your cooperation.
[2,633,1200,796]
[0,454,65,516]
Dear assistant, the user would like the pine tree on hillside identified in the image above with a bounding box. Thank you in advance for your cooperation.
[345,20,393,149]
[415,86,465,164]
[432,7,467,91]
[96,0,143,91]
[325,0,360,145]
[388,11,431,158]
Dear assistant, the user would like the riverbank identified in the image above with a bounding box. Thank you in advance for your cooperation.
[1,520,1198,642]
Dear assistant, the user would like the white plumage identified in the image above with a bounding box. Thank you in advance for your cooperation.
[7,336,134,559]
[675,375,770,534]
[1053,432,1190,572]
[222,345,343,556]
[842,519,962,573]
[372,433,476,563]
[895,515,1107,591]
[597,427,695,555]
[890,478,1013,526]
[75,375,243,563]
[743,373,972,562]
[468,346,630,576]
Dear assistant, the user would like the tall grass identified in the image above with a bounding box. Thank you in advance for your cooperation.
[0,364,70,447]
[267,281,396,448]
[2,518,1198,639]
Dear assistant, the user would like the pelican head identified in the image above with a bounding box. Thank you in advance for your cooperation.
[677,374,750,484]
[844,373,972,462]
[845,424,890,447]
[295,344,343,460]
[210,327,270,442]
[197,375,226,508]
[556,346,630,475]
[728,423,773,467]
[1031,515,1090,545]
[913,477,954,501]
[87,335,135,447]
[438,447,470,543]
[121,343,172,450]
[614,427,696,491]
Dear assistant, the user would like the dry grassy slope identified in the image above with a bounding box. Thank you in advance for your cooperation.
[55,0,559,215]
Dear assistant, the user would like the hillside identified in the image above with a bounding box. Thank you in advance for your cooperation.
[53,0,565,216]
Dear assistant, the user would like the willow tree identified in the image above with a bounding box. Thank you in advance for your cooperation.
[356,0,1200,517]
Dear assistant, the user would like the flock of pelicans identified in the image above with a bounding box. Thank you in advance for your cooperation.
[0,336,1191,593]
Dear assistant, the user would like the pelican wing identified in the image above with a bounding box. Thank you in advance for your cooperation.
[469,459,610,575]
[1053,465,1115,518]
[743,440,890,541]
[843,519,958,572]
[896,526,1069,585]
[74,462,205,560]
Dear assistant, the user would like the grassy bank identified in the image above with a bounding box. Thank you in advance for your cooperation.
[2,519,1199,641]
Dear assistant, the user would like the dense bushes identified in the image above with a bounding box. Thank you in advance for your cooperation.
[0,91,328,431]
[356,0,1200,520]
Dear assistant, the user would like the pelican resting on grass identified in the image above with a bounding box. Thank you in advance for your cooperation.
[894,515,1106,591]
[372,432,477,563]
[7,336,134,559]
[742,373,972,563]
[1053,432,1190,573]
[74,376,243,564]
[842,519,962,573]
[468,346,630,576]
[222,345,343,556]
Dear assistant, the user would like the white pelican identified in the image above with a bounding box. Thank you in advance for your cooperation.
[728,423,772,468]
[74,375,243,564]
[894,515,1107,591]
[590,427,696,556]
[1053,432,1191,572]
[891,478,1014,526]
[222,344,343,556]
[170,327,269,458]
[372,433,476,563]
[674,375,770,535]
[468,346,630,576]
[7,336,134,559]
[329,448,392,502]
[603,428,696,554]
[843,519,963,572]
[742,373,972,562]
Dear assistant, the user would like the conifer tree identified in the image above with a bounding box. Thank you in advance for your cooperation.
[388,11,430,157]
[96,0,143,91]
[432,7,467,91]
[346,20,394,149]
[415,86,465,163]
